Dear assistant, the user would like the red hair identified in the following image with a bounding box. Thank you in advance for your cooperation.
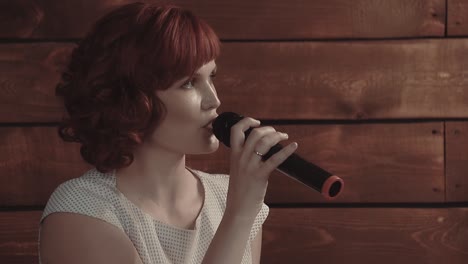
[56,2,221,173]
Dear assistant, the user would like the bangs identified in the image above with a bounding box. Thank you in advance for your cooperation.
[138,6,221,89]
[174,11,221,78]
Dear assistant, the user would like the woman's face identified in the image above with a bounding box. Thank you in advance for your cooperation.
[148,59,221,155]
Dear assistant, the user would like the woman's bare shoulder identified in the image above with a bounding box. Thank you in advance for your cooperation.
[39,212,143,264]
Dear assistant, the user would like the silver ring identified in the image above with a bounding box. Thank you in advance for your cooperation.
[254,150,264,157]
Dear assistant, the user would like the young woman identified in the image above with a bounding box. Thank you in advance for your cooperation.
[38,2,298,263]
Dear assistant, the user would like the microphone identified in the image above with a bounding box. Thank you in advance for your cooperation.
[212,112,344,199]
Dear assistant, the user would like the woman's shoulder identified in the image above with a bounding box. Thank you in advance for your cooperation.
[46,168,116,202]
[40,168,122,229]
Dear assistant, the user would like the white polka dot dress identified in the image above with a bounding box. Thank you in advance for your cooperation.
[38,166,269,264]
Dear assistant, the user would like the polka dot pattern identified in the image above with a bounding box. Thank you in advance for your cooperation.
[38,167,269,263]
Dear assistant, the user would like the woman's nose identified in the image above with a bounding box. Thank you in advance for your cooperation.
[202,81,221,110]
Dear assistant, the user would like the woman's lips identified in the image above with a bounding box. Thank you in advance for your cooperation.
[203,121,213,129]
[203,115,218,128]
[204,124,213,133]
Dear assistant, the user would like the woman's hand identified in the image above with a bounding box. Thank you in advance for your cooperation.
[226,117,298,219]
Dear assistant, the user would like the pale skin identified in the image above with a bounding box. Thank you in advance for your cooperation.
[39,60,298,263]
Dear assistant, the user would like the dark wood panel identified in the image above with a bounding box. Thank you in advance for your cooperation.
[446,122,468,202]
[0,0,445,39]
[262,208,468,264]
[0,123,444,206]
[447,0,468,36]
[191,123,445,204]
[4,40,468,123]
[0,43,71,122]
[0,126,92,206]
[0,211,42,264]
[2,208,467,264]
[217,40,468,120]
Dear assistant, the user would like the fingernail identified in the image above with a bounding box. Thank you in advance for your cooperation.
[282,133,288,138]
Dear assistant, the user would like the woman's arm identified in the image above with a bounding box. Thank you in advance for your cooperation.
[40,213,144,264]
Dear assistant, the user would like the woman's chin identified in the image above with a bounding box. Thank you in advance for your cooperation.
[198,127,219,150]
[205,137,219,151]
[208,137,219,147]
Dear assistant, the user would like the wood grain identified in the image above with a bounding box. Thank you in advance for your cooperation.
[0,126,91,206]
[0,211,42,264]
[189,123,445,203]
[447,0,468,36]
[261,208,468,264]
[217,39,468,119]
[0,122,444,206]
[1,208,467,264]
[0,0,445,39]
[0,43,71,122]
[4,40,468,122]
[446,122,468,202]
[1,1,466,264]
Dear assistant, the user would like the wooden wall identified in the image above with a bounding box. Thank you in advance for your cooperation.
[1,0,468,263]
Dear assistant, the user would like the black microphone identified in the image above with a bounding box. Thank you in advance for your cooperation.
[213,112,344,199]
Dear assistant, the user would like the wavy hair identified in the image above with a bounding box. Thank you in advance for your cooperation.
[56,2,221,173]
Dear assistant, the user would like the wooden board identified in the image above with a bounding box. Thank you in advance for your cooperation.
[0,0,445,39]
[262,208,468,264]
[3,40,468,122]
[0,122,444,206]
[1,208,467,264]
[0,126,91,206]
[0,211,42,264]
[189,123,445,203]
[447,0,468,36]
[0,43,71,122]
[446,122,468,202]
[216,39,468,119]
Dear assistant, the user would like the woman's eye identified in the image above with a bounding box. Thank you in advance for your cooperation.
[209,73,217,83]
[182,79,194,89]
[181,72,216,89]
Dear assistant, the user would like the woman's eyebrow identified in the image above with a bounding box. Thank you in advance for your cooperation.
[194,66,217,77]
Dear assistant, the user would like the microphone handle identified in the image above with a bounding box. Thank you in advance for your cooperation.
[245,127,344,199]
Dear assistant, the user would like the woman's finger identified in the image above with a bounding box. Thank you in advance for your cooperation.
[260,141,298,175]
[251,131,289,161]
[240,126,276,162]
[230,117,261,154]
